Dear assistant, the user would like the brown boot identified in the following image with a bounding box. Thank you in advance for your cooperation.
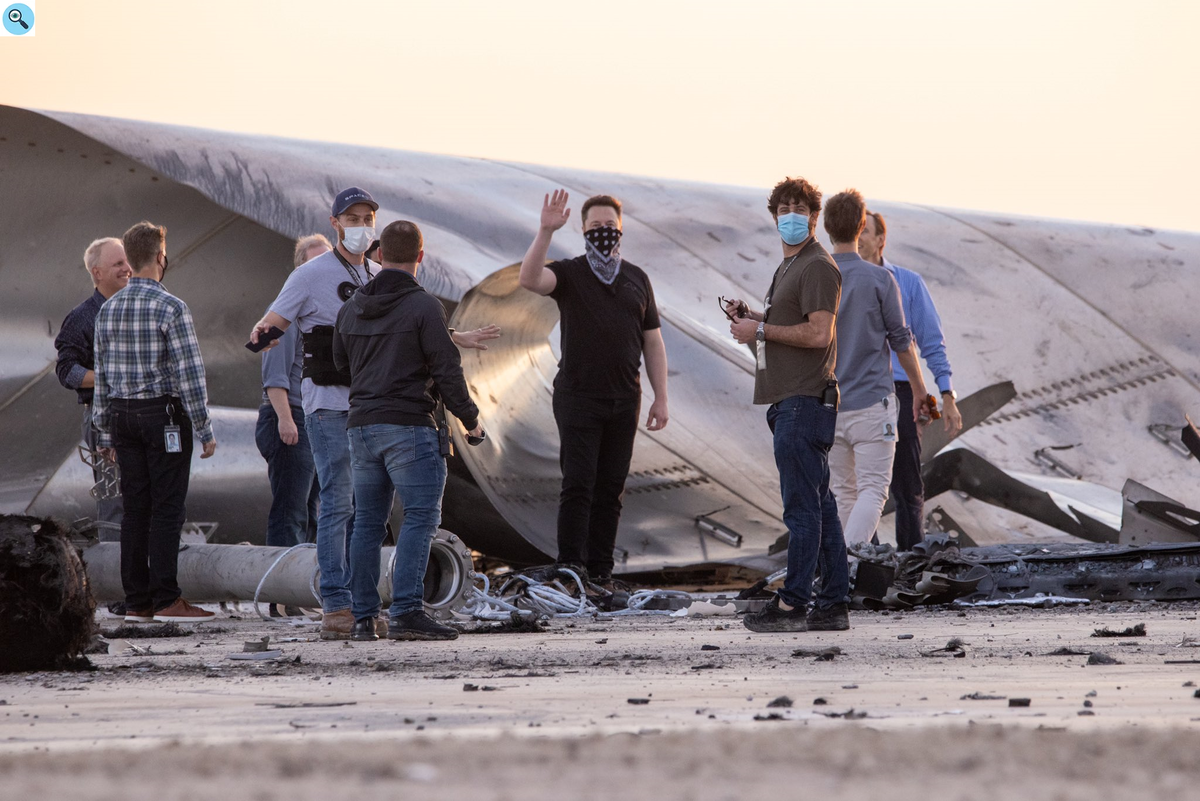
[153,598,216,623]
[321,609,354,640]
[375,613,389,636]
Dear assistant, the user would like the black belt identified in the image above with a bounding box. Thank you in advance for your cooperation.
[110,395,181,410]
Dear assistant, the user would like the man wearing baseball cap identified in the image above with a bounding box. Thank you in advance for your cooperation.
[250,187,498,638]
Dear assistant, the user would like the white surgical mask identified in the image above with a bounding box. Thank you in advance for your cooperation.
[341,225,375,255]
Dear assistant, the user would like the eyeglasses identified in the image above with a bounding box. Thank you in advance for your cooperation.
[718,296,748,321]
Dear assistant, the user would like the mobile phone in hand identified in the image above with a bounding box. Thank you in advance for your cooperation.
[245,326,286,353]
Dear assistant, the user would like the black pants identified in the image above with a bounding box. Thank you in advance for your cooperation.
[553,391,640,578]
[890,381,925,551]
[112,396,193,611]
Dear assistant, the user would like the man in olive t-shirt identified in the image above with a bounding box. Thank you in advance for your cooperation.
[725,176,851,634]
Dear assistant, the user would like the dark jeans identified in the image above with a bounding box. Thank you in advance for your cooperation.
[890,381,925,551]
[768,395,849,610]
[255,402,319,548]
[553,390,640,578]
[111,396,193,612]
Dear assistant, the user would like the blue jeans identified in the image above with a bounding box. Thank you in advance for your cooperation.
[348,424,447,620]
[767,395,850,610]
[306,409,356,612]
[256,403,319,548]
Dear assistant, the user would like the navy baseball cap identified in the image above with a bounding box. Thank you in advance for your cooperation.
[332,187,379,217]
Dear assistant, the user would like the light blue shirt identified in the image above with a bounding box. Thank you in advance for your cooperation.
[883,258,954,394]
[260,325,303,407]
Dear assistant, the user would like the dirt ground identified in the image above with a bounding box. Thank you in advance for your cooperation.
[3,601,1200,799]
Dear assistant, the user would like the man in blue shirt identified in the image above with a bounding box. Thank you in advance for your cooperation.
[858,211,962,550]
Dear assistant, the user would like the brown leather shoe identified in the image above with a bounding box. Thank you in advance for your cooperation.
[153,598,216,623]
[321,608,354,640]
[124,607,154,623]
[375,614,389,636]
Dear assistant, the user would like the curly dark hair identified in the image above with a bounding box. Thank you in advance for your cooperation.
[766,177,822,219]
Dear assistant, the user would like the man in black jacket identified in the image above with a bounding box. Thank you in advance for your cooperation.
[333,220,484,642]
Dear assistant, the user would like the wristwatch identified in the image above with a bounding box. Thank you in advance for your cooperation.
[755,322,766,342]
[941,389,957,400]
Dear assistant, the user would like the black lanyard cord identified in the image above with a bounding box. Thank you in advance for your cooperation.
[333,246,375,287]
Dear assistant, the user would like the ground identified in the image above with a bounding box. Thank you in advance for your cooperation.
[2,601,1200,799]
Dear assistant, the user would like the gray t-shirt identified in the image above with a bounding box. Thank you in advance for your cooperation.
[831,252,912,412]
[268,249,374,416]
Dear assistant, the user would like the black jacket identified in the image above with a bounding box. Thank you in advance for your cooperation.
[333,269,479,431]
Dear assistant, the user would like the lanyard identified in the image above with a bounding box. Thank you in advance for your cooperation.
[332,246,374,288]
[764,253,802,314]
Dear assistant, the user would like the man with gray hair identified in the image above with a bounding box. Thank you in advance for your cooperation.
[55,237,133,545]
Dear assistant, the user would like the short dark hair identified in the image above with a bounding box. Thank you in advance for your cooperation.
[581,194,622,225]
[379,220,423,264]
[767,177,822,219]
[122,221,166,272]
[866,210,887,239]
[823,190,867,244]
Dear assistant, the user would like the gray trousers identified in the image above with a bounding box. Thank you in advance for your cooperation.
[83,404,124,541]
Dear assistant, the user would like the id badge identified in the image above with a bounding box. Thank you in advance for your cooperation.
[882,422,897,442]
[164,424,182,453]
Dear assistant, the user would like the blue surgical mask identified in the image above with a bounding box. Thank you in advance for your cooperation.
[777,213,810,246]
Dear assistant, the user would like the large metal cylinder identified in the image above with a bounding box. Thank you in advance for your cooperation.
[82,530,476,618]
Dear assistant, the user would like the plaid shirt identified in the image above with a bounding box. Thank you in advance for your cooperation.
[92,277,214,447]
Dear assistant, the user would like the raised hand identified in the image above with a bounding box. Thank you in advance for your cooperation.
[453,324,502,351]
[540,189,571,232]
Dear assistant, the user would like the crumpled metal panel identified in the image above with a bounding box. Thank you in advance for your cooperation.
[4,103,1200,566]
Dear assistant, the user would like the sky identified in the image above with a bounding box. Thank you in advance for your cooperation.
[2,0,1198,232]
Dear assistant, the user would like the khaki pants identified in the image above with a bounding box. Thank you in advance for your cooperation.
[828,394,898,545]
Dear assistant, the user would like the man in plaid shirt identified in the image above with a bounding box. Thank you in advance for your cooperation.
[94,221,218,624]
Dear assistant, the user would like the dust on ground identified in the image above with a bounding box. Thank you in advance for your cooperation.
[2,602,1200,799]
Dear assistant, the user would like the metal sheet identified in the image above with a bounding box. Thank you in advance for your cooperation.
[5,103,1200,567]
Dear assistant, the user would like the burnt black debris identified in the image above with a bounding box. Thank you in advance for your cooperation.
[1087,652,1123,665]
[100,623,192,639]
[766,696,793,708]
[1092,624,1146,638]
[0,514,96,672]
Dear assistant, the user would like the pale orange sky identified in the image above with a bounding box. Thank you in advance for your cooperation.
[2,0,1198,231]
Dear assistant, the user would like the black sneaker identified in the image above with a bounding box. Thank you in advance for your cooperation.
[742,596,808,633]
[350,617,379,641]
[387,610,459,641]
[806,602,850,631]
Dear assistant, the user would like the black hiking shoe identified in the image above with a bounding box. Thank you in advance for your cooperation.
[742,596,808,633]
[350,617,379,641]
[806,602,850,631]
[387,610,459,641]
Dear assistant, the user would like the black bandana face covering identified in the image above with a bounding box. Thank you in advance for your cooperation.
[584,225,622,285]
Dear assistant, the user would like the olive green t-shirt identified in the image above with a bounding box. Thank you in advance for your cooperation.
[752,238,841,405]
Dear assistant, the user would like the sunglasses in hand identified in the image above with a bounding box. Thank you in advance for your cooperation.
[719,296,749,321]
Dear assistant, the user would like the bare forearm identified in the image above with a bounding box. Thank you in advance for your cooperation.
[266,387,291,419]
[519,229,557,294]
[258,311,291,332]
[764,321,829,349]
[80,370,95,389]
[644,335,669,402]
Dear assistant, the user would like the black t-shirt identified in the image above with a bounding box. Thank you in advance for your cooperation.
[547,256,661,399]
